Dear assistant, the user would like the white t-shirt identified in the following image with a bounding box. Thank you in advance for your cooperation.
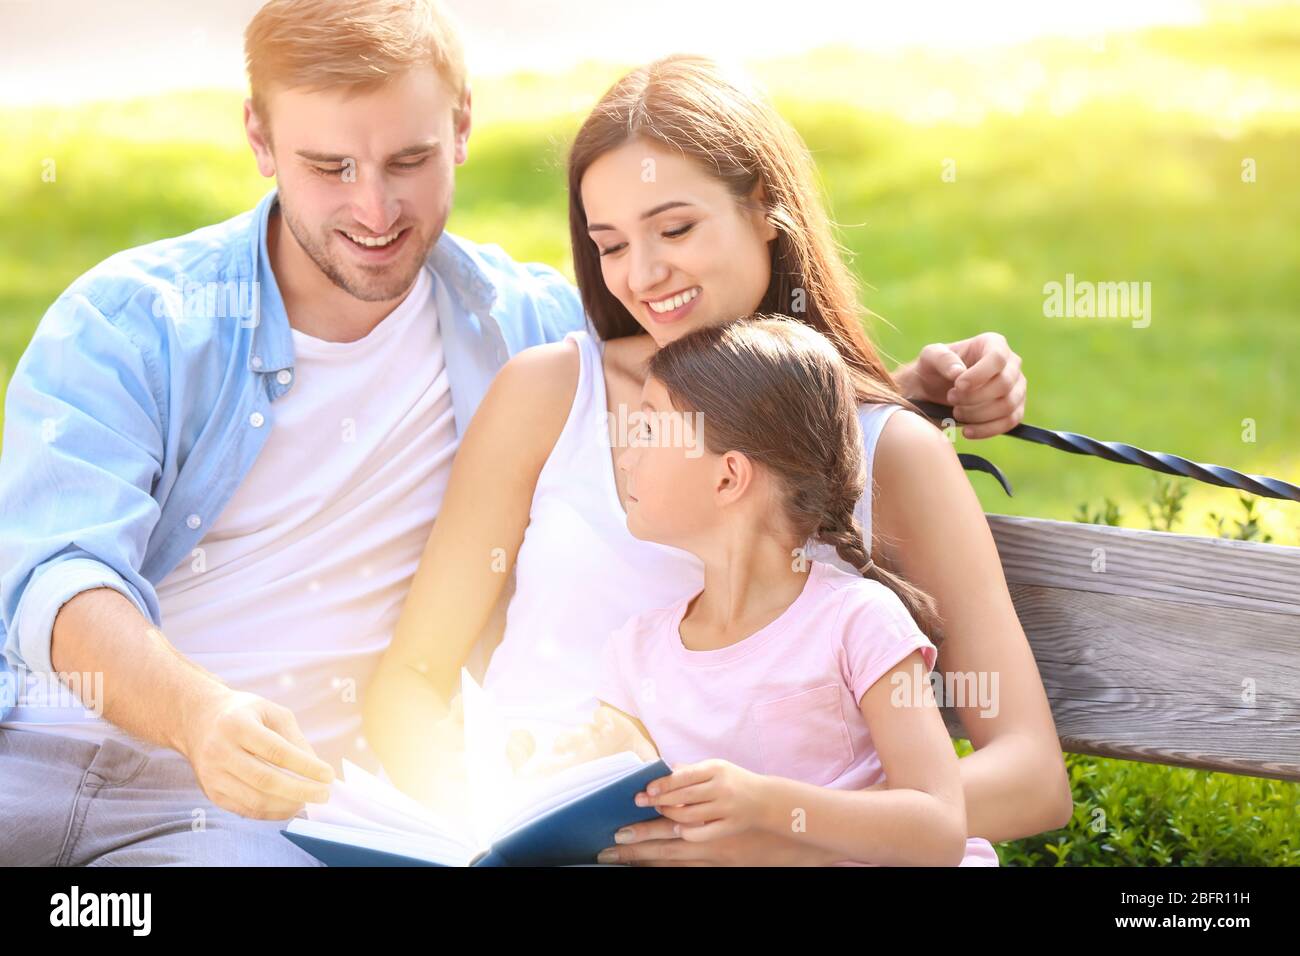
[2,266,459,773]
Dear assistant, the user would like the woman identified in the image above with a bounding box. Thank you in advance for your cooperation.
[364,54,1071,865]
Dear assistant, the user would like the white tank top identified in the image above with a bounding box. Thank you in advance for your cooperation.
[481,330,901,742]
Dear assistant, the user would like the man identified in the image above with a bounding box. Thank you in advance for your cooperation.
[0,0,1025,865]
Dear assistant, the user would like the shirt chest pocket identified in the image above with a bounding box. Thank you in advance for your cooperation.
[750,683,854,786]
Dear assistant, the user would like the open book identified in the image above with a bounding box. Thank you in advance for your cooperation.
[280,670,667,866]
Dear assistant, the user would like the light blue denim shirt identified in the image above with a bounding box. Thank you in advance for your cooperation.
[0,188,590,714]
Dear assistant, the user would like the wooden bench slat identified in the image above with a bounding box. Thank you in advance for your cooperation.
[984,514,1300,613]
[939,514,1300,782]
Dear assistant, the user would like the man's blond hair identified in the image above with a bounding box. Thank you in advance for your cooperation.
[244,0,467,126]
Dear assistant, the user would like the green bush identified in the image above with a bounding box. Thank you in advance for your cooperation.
[986,744,1300,866]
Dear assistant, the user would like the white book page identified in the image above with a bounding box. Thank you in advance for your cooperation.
[489,751,647,842]
[459,667,518,847]
[338,757,465,833]
[303,758,479,857]
[301,800,407,835]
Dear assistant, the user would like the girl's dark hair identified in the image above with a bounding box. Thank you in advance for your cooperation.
[647,314,941,641]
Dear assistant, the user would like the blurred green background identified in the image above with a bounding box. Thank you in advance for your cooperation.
[2,6,1297,542]
[1,1,1297,864]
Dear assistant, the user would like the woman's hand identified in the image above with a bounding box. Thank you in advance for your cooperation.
[595,817,825,865]
[895,331,1026,439]
[401,694,473,818]
[517,706,658,779]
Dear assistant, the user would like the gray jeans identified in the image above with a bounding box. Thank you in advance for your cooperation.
[0,727,324,866]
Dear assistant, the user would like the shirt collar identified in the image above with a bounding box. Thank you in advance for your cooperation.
[246,188,294,375]
[426,230,499,318]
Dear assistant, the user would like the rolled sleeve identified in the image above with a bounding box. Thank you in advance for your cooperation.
[11,556,152,676]
[0,291,165,678]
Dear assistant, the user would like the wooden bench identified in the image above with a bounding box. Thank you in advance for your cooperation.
[939,514,1300,783]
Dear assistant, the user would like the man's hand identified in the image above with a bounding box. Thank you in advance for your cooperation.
[896,332,1026,439]
[179,688,335,820]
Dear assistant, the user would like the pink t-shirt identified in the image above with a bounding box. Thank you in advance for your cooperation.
[595,558,999,867]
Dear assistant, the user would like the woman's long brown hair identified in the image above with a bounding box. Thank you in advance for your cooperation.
[567,53,923,414]
[647,316,942,641]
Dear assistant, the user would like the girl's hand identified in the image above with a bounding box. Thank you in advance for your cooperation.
[635,759,772,841]
[598,778,888,865]
[515,721,608,779]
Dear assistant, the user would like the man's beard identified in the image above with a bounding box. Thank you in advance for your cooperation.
[278,196,440,303]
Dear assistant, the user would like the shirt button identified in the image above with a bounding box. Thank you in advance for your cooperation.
[276,369,293,385]
[186,514,202,529]
[249,412,265,428]
[251,355,264,370]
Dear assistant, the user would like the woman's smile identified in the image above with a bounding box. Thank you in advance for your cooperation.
[643,285,702,324]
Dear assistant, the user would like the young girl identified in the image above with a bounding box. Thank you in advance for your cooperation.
[539,315,999,866]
